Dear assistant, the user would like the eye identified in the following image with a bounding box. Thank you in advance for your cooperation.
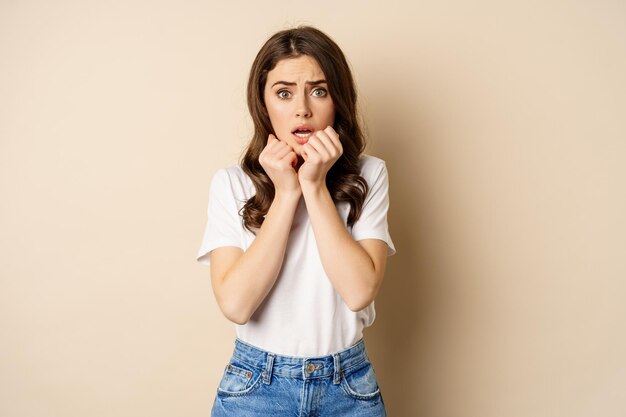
[277,90,291,99]
[312,88,328,97]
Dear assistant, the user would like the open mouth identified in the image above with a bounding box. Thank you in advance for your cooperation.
[292,128,312,137]
[291,127,314,144]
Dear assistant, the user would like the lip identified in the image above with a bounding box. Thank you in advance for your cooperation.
[291,124,315,145]
[292,132,312,144]
[291,124,314,134]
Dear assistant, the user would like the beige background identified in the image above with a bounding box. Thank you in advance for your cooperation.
[1,0,625,416]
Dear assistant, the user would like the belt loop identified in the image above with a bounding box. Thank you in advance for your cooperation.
[263,353,275,385]
[333,353,341,385]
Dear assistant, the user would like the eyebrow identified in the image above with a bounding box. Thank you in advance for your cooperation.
[271,80,327,88]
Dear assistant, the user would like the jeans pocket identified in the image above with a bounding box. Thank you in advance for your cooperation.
[216,357,263,397]
[341,360,381,400]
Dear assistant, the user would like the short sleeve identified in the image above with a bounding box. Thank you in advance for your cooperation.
[196,168,245,266]
[351,160,396,256]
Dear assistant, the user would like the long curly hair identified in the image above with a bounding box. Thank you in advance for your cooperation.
[241,26,368,234]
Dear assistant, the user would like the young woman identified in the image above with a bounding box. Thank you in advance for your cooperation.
[197,25,396,417]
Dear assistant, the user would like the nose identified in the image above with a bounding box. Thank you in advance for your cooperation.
[295,95,311,118]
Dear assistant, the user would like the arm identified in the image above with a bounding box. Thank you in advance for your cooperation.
[298,126,390,311]
[210,135,301,324]
[300,184,389,311]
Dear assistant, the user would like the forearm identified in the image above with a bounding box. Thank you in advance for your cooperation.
[301,184,377,311]
[221,191,300,323]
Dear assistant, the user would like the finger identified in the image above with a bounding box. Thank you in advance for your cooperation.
[267,136,289,154]
[302,143,321,162]
[279,151,298,168]
[261,135,282,165]
[301,145,310,161]
[314,130,338,155]
[273,143,294,161]
[323,126,343,154]
[313,130,334,150]
[307,134,331,160]
[265,135,278,150]
[324,125,338,137]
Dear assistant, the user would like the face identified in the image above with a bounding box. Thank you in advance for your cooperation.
[263,55,336,156]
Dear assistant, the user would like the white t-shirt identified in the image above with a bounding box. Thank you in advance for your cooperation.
[196,154,396,357]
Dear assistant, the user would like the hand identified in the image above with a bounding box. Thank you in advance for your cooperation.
[258,134,301,196]
[298,126,343,188]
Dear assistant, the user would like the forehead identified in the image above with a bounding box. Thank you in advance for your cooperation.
[266,55,325,83]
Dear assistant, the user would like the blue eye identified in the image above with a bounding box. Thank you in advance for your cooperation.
[277,90,291,99]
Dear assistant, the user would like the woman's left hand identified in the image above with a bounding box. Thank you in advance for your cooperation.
[298,126,343,188]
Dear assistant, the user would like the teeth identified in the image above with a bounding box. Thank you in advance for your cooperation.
[294,131,311,138]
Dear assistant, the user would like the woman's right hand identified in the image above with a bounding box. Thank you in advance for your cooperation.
[259,134,301,196]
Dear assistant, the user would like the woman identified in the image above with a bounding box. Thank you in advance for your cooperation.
[197,25,395,416]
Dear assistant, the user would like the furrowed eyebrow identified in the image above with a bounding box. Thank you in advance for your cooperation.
[271,80,327,88]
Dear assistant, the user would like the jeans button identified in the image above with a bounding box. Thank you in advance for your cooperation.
[306,363,315,373]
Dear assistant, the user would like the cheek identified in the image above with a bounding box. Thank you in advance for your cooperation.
[263,93,280,122]
[270,117,290,135]
[324,105,336,125]
[265,104,286,131]
[322,99,336,120]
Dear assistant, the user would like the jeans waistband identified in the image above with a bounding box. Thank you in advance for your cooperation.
[231,337,369,384]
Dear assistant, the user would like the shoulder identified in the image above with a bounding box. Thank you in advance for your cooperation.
[210,163,241,179]
[210,164,249,184]
[358,153,388,183]
[209,164,254,199]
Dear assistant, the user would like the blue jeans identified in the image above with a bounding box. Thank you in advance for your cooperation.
[211,337,387,416]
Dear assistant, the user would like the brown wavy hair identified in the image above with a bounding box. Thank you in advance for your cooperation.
[241,26,368,234]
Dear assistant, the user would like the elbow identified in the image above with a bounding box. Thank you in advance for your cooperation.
[348,297,373,312]
[213,280,251,325]
[228,313,249,325]
[347,288,376,312]
[222,300,250,325]
[347,275,384,312]
[217,297,251,325]
[222,304,250,325]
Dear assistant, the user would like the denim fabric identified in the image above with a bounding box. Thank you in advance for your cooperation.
[211,337,387,417]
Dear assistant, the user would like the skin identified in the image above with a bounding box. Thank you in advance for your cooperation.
[210,55,388,324]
